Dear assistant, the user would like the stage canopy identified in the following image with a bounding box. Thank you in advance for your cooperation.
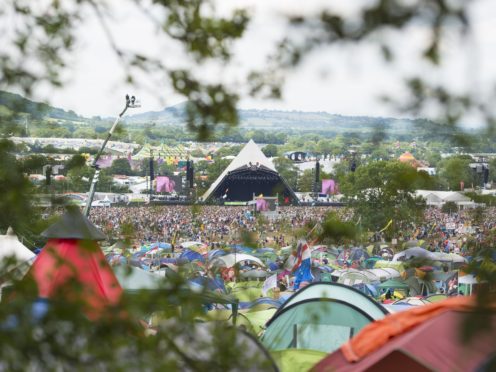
[202,140,297,203]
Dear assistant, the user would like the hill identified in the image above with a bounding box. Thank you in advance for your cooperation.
[124,102,419,134]
[0,90,463,140]
[0,90,83,121]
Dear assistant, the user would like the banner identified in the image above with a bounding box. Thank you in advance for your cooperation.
[156,176,176,193]
[321,179,336,195]
[262,274,278,296]
[256,198,270,211]
[254,197,277,211]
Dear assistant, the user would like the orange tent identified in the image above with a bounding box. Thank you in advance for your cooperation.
[314,296,496,372]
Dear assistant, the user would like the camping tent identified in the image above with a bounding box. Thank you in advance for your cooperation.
[271,349,326,372]
[261,283,387,353]
[365,268,401,282]
[392,247,436,262]
[377,279,410,291]
[211,253,264,268]
[113,265,164,293]
[158,322,279,371]
[338,270,379,286]
[313,297,496,372]
[179,249,205,263]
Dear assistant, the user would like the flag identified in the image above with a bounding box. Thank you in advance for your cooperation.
[379,219,393,232]
[429,223,437,233]
[292,240,313,290]
[262,274,278,296]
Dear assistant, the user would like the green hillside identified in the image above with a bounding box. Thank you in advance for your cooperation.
[0,90,82,121]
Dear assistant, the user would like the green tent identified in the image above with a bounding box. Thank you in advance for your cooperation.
[261,282,387,354]
[113,265,164,293]
[241,308,278,335]
[271,349,326,372]
[377,278,410,290]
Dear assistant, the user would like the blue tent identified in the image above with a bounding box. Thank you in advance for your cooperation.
[207,249,227,260]
[150,242,172,250]
[230,245,254,254]
[179,249,205,262]
[159,257,178,265]
[352,283,379,298]
[257,248,276,254]
[239,297,282,310]
[188,276,226,292]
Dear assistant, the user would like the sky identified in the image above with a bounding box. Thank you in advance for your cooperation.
[21,0,496,124]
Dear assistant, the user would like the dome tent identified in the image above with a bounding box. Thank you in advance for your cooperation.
[261,282,387,354]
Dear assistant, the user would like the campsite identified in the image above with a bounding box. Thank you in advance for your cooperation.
[1,205,494,371]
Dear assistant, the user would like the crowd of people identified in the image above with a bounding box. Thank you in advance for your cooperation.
[89,206,349,246]
[88,204,495,252]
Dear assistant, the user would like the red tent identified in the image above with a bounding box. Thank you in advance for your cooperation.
[28,208,122,318]
[314,296,496,372]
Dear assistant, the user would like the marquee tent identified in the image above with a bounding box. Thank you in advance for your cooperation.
[261,283,387,353]
[0,227,36,270]
[27,208,122,318]
[201,140,297,203]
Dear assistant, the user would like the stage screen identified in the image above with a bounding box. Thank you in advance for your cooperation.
[156,175,183,194]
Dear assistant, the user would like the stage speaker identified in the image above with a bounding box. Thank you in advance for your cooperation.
[149,157,154,181]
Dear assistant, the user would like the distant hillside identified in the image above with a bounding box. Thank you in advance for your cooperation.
[0,90,83,121]
[123,102,188,125]
[124,102,418,134]
[0,90,458,139]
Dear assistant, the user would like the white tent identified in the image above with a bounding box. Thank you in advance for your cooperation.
[392,247,436,262]
[0,227,36,265]
[180,241,204,249]
[201,139,297,202]
[459,274,478,285]
[415,190,474,208]
[113,265,163,292]
[211,253,264,268]
[0,228,36,298]
[431,252,467,263]
[202,140,276,201]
